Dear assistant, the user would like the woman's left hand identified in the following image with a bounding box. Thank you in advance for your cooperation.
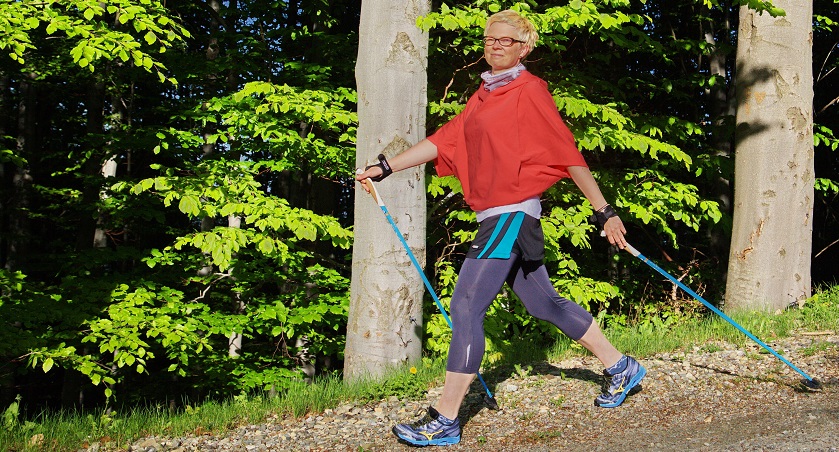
[603,216,628,249]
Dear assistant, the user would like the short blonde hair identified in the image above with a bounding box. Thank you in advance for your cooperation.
[486,10,539,55]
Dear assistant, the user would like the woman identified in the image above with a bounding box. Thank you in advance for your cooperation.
[356,10,646,447]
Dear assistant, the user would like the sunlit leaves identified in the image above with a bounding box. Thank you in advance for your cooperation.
[192,82,358,181]
[0,0,190,81]
[815,178,839,195]
[126,159,353,272]
[814,124,839,151]
[620,169,723,243]
[555,95,694,169]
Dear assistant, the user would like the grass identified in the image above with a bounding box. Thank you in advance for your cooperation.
[602,286,839,359]
[2,286,837,452]
[0,361,448,452]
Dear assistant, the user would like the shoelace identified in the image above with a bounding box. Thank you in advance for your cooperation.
[409,413,436,428]
[409,409,458,429]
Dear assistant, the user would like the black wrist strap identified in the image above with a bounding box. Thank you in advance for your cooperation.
[591,204,618,229]
[365,154,393,182]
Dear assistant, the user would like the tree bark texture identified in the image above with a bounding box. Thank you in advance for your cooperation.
[727,1,814,311]
[346,0,429,380]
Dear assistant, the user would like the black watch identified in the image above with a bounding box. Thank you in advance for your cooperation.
[365,154,393,182]
[591,204,618,229]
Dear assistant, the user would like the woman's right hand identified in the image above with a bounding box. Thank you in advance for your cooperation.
[356,166,383,182]
[355,167,382,193]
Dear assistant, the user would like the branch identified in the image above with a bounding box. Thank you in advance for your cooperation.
[442,56,484,100]
[190,271,234,302]
[814,237,839,259]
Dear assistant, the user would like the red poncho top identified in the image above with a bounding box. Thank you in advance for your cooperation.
[428,71,587,212]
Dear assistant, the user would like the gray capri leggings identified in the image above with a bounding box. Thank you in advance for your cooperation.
[445,256,594,374]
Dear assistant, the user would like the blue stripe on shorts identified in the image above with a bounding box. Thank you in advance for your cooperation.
[476,211,526,259]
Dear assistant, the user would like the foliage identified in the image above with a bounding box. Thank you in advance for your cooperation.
[0,0,359,410]
[354,363,431,401]
[0,0,190,82]
[605,284,839,357]
[19,87,357,400]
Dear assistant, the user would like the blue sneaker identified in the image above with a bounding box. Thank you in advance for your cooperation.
[392,406,461,446]
[595,355,646,408]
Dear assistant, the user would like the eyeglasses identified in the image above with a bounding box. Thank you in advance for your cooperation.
[483,36,524,47]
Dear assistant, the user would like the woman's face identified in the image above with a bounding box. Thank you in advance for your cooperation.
[483,21,529,74]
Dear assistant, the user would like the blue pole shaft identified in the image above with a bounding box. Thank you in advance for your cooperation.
[364,179,495,399]
[378,204,452,328]
[625,244,814,382]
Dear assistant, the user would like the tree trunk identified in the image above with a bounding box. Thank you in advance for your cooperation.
[345,0,429,381]
[5,75,38,272]
[704,2,736,264]
[74,80,105,252]
[0,74,9,269]
[726,1,814,311]
[92,158,118,249]
[227,214,245,358]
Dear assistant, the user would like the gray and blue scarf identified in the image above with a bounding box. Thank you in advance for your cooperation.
[481,63,527,92]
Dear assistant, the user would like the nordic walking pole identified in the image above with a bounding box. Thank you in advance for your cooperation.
[623,242,822,390]
[359,174,500,409]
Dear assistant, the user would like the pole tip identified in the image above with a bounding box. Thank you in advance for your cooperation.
[484,394,499,410]
[801,378,823,391]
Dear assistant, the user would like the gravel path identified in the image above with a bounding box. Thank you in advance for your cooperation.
[102,331,838,452]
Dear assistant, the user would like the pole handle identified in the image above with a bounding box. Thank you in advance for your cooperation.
[357,169,383,207]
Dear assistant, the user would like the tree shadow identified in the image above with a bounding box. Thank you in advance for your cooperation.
[670,357,836,393]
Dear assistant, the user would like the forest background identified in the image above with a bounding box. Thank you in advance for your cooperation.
[1,0,837,414]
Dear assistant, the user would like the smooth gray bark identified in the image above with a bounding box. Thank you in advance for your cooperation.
[346,0,430,380]
[727,1,814,311]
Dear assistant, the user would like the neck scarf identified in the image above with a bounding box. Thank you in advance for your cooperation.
[481,63,527,92]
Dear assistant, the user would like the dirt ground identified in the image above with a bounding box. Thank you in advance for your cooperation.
[434,334,839,452]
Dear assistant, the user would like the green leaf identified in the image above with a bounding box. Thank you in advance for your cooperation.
[178,195,200,216]
[42,358,54,373]
[258,238,274,254]
[441,16,459,30]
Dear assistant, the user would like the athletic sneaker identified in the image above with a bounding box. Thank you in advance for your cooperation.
[595,355,647,408]
[392,406,461,446]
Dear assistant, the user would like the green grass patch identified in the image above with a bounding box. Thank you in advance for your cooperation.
[0,360,448,452]
[593,285,839,360]
[799,341,835,357]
